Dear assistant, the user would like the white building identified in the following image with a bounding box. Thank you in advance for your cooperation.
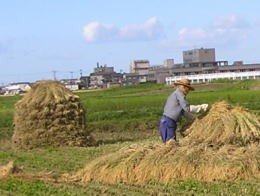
[166,71,260,85]
[4,82,31,95]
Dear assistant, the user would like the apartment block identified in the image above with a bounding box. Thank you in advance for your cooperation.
[129,60,150,75]
[183,48,215,64]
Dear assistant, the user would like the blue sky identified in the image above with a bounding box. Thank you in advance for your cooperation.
[1,0,260,84]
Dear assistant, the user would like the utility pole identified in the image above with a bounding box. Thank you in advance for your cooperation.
[69,71,74,89]
[70,71,74,80]
[70,71,73,85]
[52,70,57,81]
[80,69,83,78]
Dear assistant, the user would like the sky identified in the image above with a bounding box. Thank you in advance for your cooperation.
[1,0,260,85]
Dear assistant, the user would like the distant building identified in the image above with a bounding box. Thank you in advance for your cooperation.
[145,48,260,84]
[89,63,123,89]
[122,73,148,86]
[130,60,150,75]
[94,62,114,74]
[166,71,260,84]
[78,47,260,89]
[163,59,174,67]
[4,82,31,95]
[79,76,90,89]
[233,61,243,66]
[183,48,216,64]
[0,87,5,95]
[60,79,80,91]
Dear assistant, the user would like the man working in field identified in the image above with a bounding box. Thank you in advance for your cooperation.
[160,78,208,144]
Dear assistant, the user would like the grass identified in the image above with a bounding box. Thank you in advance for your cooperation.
[0,79,259,195]
[0,95,20,139]
[0,178,259,195]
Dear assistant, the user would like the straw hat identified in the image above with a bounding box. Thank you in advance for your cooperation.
[174,78,194,90]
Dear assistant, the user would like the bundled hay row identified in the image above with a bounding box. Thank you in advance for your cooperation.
[62,101,260,185]
[63,143,260,184]
[12,81,95,149]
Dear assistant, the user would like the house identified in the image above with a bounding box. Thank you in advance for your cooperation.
[79,76,90,89]
[4,82,31,95]
[0,87,5,95]
[89,64,123,89]
[59,79,80,91]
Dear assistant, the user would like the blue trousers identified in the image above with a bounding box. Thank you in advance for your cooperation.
[159,115,177,143]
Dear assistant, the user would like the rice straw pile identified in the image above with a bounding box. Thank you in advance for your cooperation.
[62,101,260,185]
[183,101,260,146]
[12,80,95,149]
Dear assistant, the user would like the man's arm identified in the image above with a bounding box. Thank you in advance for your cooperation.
[177,92,196,120]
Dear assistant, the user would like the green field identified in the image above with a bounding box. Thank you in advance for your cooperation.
[0,79,259,195]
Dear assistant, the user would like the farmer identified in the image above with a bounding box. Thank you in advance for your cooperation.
[159,78,207,144]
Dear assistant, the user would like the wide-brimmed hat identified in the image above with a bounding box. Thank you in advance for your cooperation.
[174,78,194,90]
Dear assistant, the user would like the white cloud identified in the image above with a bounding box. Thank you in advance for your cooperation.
[178,28,207,41]
[119,17,163,41]
[82,22,117,43]
[82,17,164,43]
[213,15,249,29]
[174,14,249,48]
[83,14,252,54]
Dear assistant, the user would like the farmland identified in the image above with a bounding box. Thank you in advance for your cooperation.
[0,79,260,195]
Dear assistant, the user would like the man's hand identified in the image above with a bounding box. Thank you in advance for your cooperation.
[200,104,208,112]
[190,104,208,113]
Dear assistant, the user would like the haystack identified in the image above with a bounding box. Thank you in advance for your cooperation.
[62,101,260,185]
[12,80,94,149]
[183,101,260,146]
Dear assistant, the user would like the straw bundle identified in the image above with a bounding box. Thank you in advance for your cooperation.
[183,101,260,146]
[62,143,259,184]
[12,80,94,149]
